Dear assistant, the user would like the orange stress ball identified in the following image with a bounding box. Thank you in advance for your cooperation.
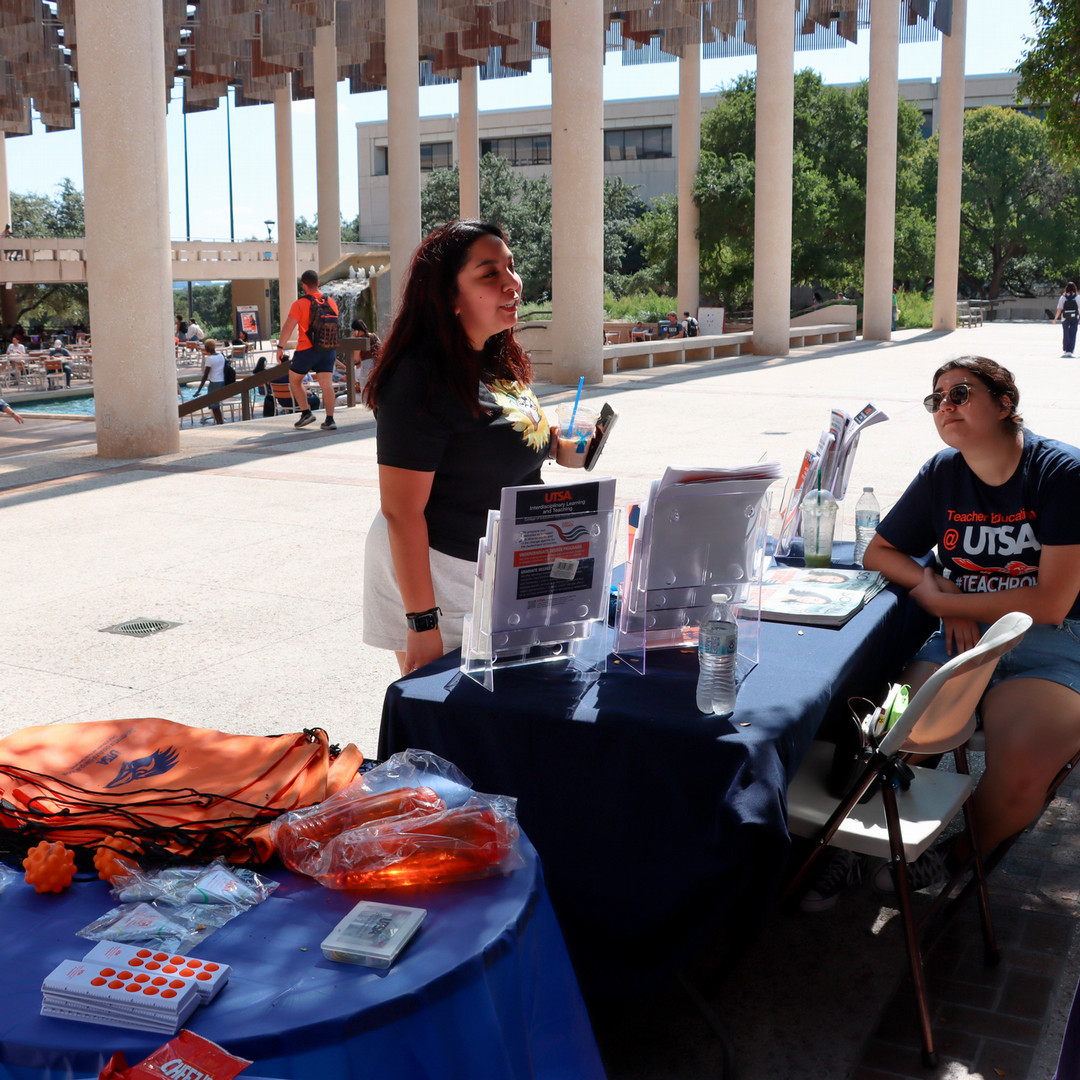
[93,835,141,883]
[23,840,76,893]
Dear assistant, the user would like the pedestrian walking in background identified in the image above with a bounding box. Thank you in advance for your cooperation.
[1053,282,1079,357]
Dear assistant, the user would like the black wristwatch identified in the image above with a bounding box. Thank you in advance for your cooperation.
[405,606,442,633]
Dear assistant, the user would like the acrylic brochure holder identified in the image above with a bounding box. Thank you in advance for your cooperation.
[461,477,620,692]
[614,478,775,680]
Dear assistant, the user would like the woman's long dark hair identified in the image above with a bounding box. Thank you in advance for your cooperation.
[363,220,531,414]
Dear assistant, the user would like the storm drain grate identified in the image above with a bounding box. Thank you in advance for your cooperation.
[99,618,181,638]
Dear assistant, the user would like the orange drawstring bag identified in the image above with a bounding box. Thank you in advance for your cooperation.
[0,717,362,867]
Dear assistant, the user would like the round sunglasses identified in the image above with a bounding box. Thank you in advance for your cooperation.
[923,382,982,413]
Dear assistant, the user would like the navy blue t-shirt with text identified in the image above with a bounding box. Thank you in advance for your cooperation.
[878,429,1080,620]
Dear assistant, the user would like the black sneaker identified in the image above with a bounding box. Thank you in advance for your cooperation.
[294,411,316,428]
[320,416,337,430]
[872,846,948,894]
[799,849,869,912]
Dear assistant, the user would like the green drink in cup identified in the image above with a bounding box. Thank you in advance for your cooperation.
[801,489,838,568]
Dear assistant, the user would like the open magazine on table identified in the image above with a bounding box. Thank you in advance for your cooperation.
[757,564,887,628]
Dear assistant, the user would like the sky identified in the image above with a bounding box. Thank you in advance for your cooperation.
[5,2,1038,244]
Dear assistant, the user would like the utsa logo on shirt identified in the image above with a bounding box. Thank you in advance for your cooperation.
[942,510,1040,592]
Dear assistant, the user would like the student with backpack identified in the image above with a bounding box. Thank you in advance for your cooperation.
[1053,282,1079,357]
[192,339,228,425]
[682,311,699,337]
[276,269,340,429]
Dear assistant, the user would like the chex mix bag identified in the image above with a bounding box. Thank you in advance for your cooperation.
[0,718,362,868]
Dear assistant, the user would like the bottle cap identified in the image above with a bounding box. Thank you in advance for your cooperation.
[863,485,873,492]
[711,591,732,604]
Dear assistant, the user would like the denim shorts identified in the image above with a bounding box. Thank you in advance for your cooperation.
[289,347,336,375]
[913,618,1080,695]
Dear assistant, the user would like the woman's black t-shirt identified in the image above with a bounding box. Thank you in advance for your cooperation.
[375,353,551,561]
[878,429,1080,620]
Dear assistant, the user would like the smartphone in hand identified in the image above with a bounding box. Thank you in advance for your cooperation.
[584,402,618,471]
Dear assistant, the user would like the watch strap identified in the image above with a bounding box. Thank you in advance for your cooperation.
[405,606,442,632]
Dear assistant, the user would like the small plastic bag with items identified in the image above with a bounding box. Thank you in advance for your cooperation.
[270,749,523,890]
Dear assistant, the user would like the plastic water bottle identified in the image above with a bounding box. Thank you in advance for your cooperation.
[697,593,738,717]
[853,486,880,567]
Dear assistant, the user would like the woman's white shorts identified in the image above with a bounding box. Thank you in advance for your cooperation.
[362,512,476,654]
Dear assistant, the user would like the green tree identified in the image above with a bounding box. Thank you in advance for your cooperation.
[636,70,934,308]
[1016,1,1080,164]
[174,282,234,338]
[9,180,88,328]
[420,153,647,303]
[916,106,1080,298]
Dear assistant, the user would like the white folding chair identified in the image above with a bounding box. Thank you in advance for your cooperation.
[781,611,1032,1067]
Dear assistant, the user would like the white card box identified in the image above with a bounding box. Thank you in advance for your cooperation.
[320,900,426,968]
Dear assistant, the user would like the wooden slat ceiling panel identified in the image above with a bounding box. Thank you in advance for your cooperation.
[0,0,947,133]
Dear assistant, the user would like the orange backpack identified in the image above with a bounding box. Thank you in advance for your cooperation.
[0,718,363,866]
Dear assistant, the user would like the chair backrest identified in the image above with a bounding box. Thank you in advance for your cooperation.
[270,382,298,405]
[878,611,1032,757]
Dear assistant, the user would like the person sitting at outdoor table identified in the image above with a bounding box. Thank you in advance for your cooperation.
[185,318,206,343]
[661,311,684,338]
[48,338,73,387]
[191,338,227,425]
[0,396,24,424]
[801,356,1080,911]
[6,334,27,357]
[630,320,650,341]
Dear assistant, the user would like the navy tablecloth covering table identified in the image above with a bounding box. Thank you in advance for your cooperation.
[379,575,934,998]
[0,836,605,1080]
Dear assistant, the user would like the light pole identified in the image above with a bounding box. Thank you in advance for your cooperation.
[264,221,276,335]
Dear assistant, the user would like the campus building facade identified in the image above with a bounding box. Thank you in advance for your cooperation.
[355,71,1022,246]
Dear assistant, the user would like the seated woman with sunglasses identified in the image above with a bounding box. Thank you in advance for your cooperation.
[801,356,1080,910]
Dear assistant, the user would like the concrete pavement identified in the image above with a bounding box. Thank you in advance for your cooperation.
[0,320,1077,1078]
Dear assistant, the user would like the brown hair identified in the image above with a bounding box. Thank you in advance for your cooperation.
[932,356,1022,426]
[363,220,530,415]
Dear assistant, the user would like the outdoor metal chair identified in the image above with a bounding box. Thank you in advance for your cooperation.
[269,381,303,414]
[781,611,1032,1067]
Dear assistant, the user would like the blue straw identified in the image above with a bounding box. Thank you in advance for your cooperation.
[567,376,585,437]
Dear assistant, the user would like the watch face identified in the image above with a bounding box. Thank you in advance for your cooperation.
[409,611,439,633]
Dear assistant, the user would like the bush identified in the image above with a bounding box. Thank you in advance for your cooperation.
[896,289,933,329]
[603,290,676,323]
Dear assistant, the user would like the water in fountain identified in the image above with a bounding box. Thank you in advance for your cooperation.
[322,268,372,334]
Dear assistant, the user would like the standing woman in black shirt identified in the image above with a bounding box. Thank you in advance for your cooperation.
[362,221,553,676]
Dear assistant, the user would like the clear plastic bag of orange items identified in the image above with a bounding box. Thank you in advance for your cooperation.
[269,749,522,890]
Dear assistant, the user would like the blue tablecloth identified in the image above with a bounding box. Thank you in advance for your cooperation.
[0,836,604,1080]
[379,576,933,998]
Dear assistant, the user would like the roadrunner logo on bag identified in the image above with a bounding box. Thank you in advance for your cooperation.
[308,294,340,350]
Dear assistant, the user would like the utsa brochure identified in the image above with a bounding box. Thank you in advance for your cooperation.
[487,477,617,640]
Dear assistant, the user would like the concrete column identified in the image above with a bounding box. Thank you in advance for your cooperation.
[458,64,480,219]
[0,134,10,240]
[932,0,966,331]
[314,22,341,275]
[549,0,604,385]
[862,0,900,341]
[274,85,298,336]
[752,0,795,356]
[77,0,178,457]
[0,134,15,328]
[677,44,701,320]
[386,0,421,312]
